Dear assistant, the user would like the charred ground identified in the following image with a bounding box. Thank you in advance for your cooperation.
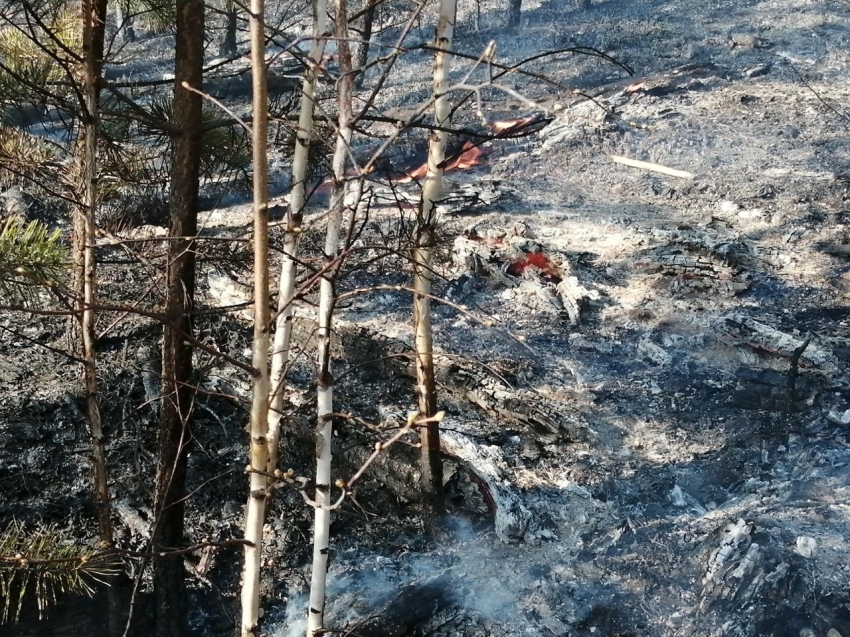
[3,0,850,635]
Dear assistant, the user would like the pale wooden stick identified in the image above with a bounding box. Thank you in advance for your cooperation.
[611,154,695,179]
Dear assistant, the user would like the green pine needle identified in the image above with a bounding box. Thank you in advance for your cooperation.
[0,5,81,102]
[0,522,118,624]
[0,216,66,305]
[131,0,178,34]
[0,127,63,189]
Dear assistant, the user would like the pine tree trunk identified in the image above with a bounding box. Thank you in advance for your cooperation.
[266,0,329,484]
[240,0,271,633]
[306,2,354,633]
[353,0,376,88]
[79,2,121,636]
[80,0,111,558]
[222,0,237,57]
[413,0,456,519]
[153,1,204,636]
[115,1,136,44]
[507,0,522,27]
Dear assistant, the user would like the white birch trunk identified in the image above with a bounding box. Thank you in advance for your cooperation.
[240,0,271,634]
[307,0,353,632]
[413,0,456,515]
[267,0,330,479]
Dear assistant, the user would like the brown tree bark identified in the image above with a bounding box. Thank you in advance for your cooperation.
[221,0,237,57]
[80,0,111,557]
[79,2,122,636]
[152,1,204,636]
[353,0,376,88]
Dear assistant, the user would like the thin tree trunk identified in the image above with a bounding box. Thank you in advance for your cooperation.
[240,0,271,633]
[115,0,136,44]
[413,0,456,519]
[266,0,329,483]
[353,0,376,88]
[79,2,121,636]
[153,1,204,635]
[80,0,111,558]
[222,0,237,57]
[306,1,353,634]
[507,0,522,27]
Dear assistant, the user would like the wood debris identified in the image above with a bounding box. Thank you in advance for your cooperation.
[654,250,749,295]
[441,430,535,543]
[287,319,586,443]
[635,226,752,295]
[611,155,695,179]
[452,222,599,324]
[732,366,814,411]
[716,313,836,372]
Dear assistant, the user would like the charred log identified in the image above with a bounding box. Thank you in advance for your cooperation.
[337,573,457,637]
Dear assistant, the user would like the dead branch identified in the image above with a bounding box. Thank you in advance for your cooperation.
[611,154,696,179]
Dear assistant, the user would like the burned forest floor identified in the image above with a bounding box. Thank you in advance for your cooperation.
[3,0,850,636]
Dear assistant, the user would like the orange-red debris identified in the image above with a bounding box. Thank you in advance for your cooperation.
[507,251,559,278]
[397,142,484,183]
[446,142,483,171]
[490,117,535,134]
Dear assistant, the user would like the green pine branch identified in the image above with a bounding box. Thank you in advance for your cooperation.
[129,91,250,180]
[127,0,177,34]
[0,216,66,304]
[0,126,65,189]
[0,4,81,107]
[0,522,118,624]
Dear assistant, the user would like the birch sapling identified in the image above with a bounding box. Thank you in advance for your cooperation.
[267,0,330,480]
[413,0,457,517]
[240,0,272,633]
[306,0,354,632]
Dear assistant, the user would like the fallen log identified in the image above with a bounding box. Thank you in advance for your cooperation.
[440,431,534,543]
[329,573,458,637]
[716,313,836,372]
